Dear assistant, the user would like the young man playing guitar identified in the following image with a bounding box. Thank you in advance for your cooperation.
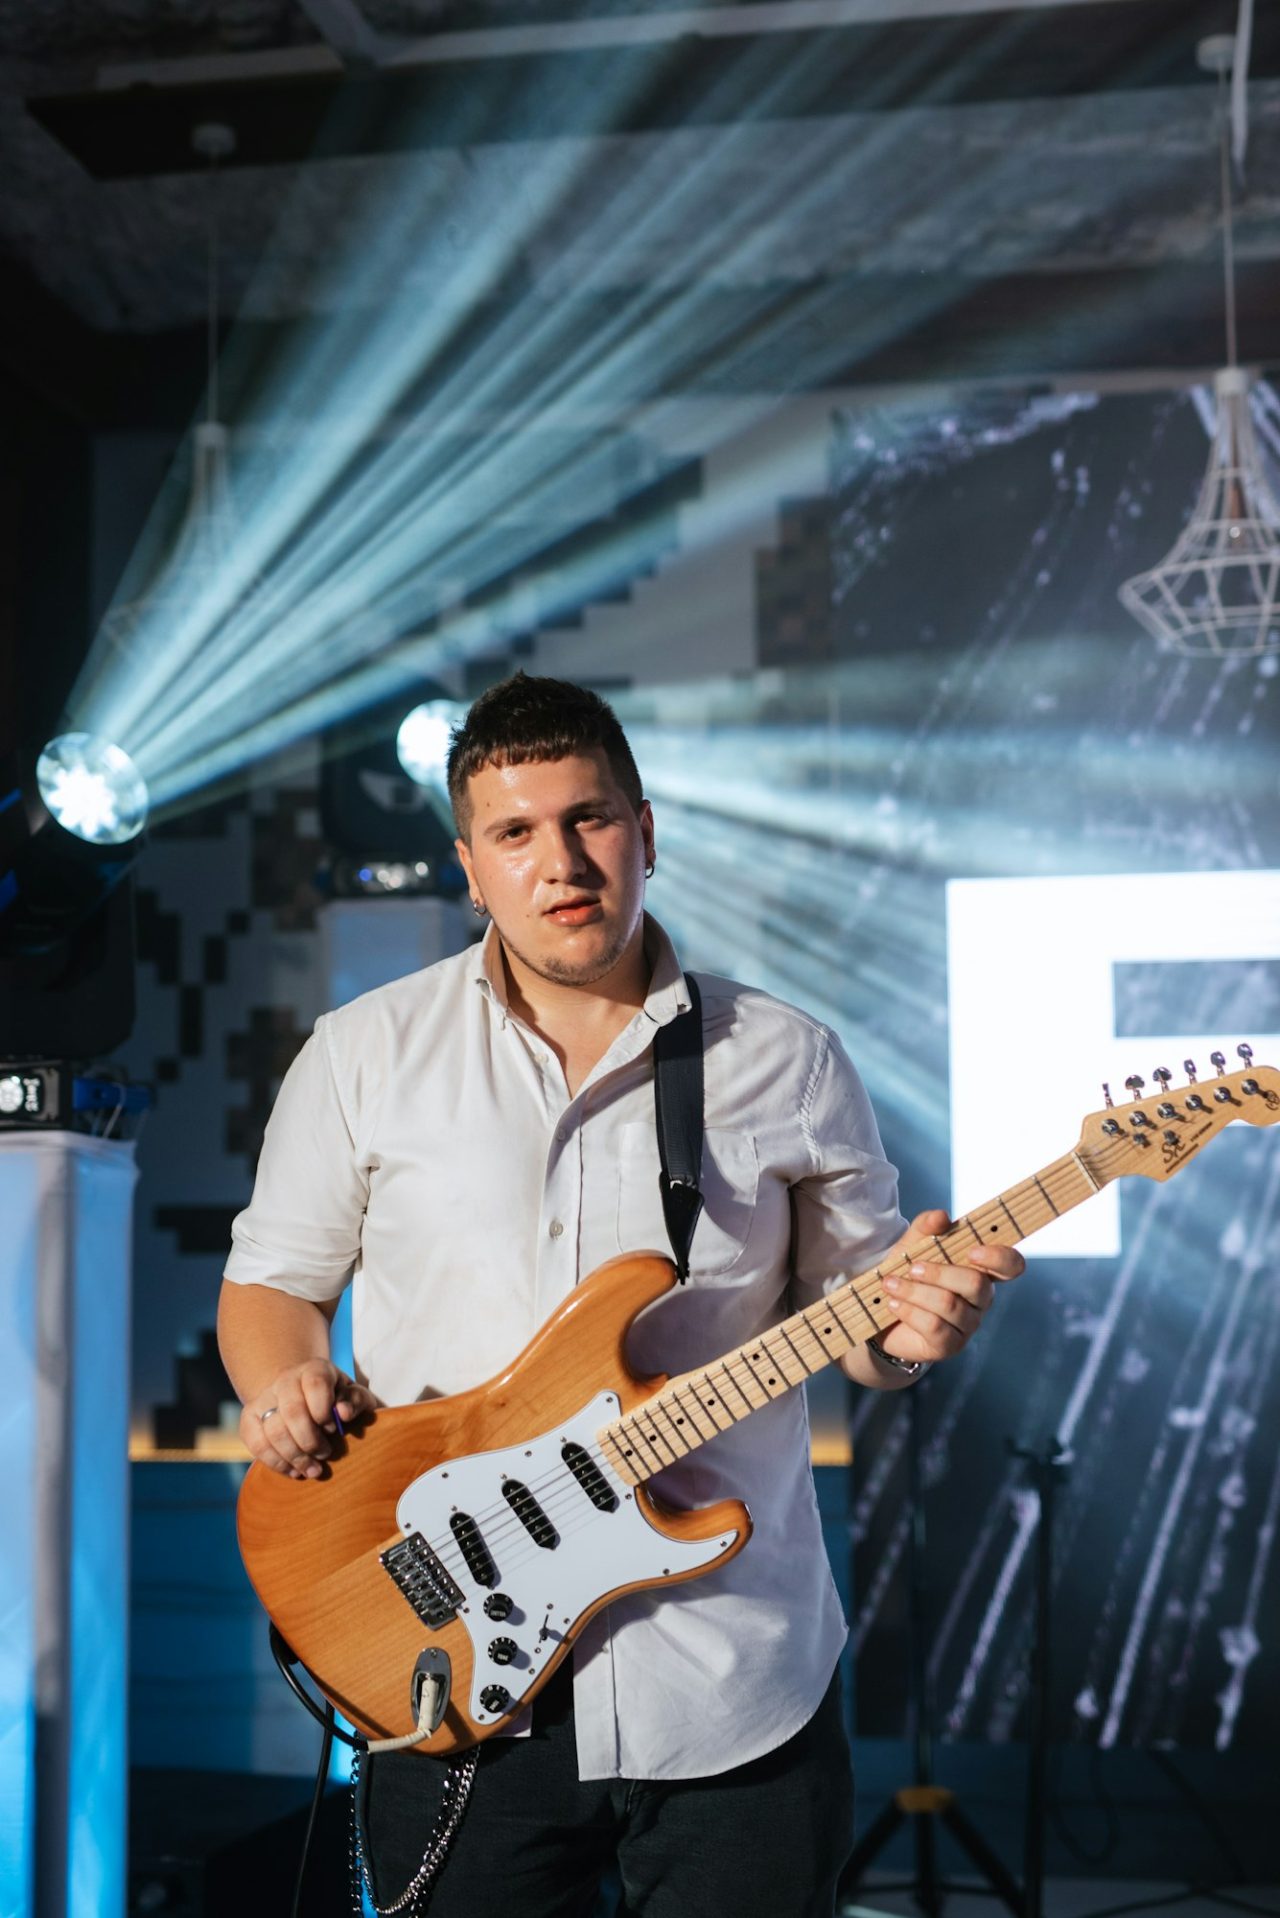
[218,674,1022,1918]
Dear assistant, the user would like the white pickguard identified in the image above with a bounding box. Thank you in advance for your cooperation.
[394,1391,742,1725]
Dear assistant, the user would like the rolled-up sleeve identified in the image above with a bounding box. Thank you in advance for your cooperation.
[223,1016,368,1303]
[788,1025,906,1308]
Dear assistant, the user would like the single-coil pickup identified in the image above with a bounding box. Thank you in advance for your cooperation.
[380,1531,463,1627]
[501,1477,558,1549]
[448,1510,497,1586]
[561,1441,618,1511]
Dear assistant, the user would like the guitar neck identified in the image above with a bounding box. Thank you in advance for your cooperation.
[597,1147,1099,1486]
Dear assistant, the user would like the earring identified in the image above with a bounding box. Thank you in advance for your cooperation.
[645,862,655,879]
[471,899,488,917]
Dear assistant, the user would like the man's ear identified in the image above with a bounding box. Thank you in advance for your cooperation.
[455,837,476,893]
[639,799,655,866]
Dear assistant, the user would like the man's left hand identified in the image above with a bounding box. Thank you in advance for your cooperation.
[869,1207,1024,1368]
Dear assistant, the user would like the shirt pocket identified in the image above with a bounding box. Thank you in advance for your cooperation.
[616,1121,759,1277]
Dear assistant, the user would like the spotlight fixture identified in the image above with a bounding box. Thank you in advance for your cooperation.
[37,734,149,847]
[1,732,149,956]
[395,700,461,791]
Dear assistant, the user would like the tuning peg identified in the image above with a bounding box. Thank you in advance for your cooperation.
[1184,1058,1198,1083]
[1102,1082,1114,1109]
[1153,1067,1172,1094]
[1237,1043,1254,1067]
[1210,1051,1227,1076]
[1125,1074,1145,1099]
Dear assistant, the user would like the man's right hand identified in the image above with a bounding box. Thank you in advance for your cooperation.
[240,1360,380,1479]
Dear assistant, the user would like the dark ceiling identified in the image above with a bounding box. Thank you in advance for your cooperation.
[3,0,1279,429]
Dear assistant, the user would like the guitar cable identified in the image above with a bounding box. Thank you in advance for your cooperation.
[269,1625,474,1917]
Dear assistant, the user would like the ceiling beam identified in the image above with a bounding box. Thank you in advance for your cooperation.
[64,258,1278,432]
[28,1,1265,181]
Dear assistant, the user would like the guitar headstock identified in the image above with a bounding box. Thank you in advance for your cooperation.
[1076,1047,1280,1186]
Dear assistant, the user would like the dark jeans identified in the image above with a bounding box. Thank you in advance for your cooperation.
[358,1663,854,1918]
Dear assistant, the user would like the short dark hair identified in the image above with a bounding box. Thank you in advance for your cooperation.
[447,672,643,836]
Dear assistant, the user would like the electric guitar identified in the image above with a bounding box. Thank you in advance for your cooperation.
[237,1049,1279,1755]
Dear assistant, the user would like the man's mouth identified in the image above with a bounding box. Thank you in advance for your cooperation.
[545,896,601,925]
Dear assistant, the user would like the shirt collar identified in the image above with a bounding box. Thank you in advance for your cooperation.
[470,913,690,1028]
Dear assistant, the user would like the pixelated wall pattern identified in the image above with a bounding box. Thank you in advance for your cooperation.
[124,773,333,1438]
[757,496,835,667]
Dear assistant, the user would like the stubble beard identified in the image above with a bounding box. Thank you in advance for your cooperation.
[500,911,641,990]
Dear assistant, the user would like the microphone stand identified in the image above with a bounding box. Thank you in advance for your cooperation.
[1007,1436,1069,1918]
[838,1383,1024,1918]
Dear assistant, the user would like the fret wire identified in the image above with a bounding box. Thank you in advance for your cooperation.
[615,1424,667,1476]
[605,1145,1129,1482]
[646,1398,690,1456]
[692,1374,735,1431]
[725,1350,775,1405]
[623,1416,676,1469]
[713,1359,756,1420]
[670,1378,719,1441]
[738,1342,790,1398]
[763,1326,811,1384]
[777,1321,822,1376]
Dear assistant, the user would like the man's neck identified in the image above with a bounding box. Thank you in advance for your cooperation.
[500,928,651,1093]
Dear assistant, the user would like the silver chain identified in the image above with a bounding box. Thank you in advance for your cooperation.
[349,1744,480,1917]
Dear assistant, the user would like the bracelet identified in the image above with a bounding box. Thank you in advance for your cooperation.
[866,1336,931,1381]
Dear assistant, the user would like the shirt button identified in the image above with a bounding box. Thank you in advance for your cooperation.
[555,1124,568,1141]
[548,1220,564,1240]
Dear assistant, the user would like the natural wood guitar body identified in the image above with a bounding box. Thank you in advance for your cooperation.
[238,1057,1279,1756]
[237,1253,752,1755]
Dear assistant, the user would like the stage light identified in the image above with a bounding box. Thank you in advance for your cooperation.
[395,701,460,791]
[36,734,149,847]
[0,734,149,960]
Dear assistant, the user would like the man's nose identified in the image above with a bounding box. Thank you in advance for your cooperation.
[542,826,588,878]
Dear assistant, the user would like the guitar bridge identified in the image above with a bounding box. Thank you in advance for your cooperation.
[380,1531,464,1627]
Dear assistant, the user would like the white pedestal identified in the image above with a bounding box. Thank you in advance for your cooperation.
[0,1132,137,1918]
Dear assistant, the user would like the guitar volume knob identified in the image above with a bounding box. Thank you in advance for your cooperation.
[488,1637,517,1666]
[484,1592,513,1620]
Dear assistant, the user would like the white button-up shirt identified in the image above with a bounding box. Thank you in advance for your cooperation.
[225,916,904,1780]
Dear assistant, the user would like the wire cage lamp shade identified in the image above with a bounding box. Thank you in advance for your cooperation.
[1119,367,1280,658]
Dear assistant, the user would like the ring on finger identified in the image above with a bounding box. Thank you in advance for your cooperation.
[260,1406,280,1424]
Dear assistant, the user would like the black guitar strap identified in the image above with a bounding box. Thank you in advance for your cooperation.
[652,972,704,1282]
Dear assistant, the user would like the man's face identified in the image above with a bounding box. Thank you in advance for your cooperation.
[455,750,655,990]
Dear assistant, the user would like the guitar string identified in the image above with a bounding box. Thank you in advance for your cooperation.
[436,1100,1266,1603]
[413,1143,1134,1564]
[405,1121,1202,1575]
[371,1113,1240,1700]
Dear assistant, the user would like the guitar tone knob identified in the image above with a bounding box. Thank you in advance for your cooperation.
[488,1637,517,1666]
[480,1684,510,1713]
[484,1592,513,1620]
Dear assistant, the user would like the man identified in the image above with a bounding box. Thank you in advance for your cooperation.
[218,673,1022,1918]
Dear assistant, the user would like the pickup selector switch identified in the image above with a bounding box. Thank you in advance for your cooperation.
[488,1637,517,1666]
[480,1684,510,1713]
[484,1592,513,1620]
